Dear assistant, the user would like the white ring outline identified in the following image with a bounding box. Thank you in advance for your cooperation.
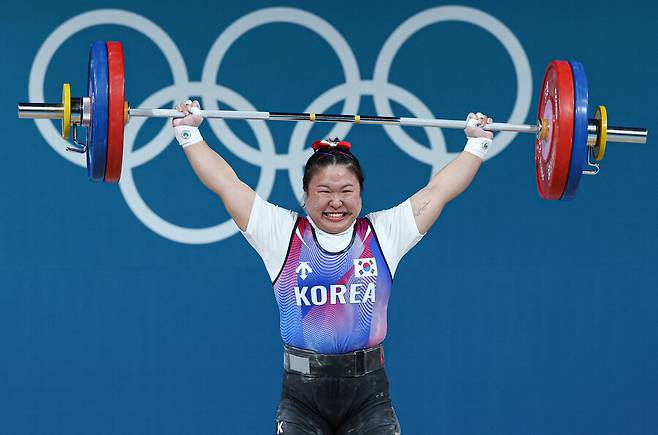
[200,7,362,168]
[119,82,276,244]
[373,5,532,161]
[29,9,189,168]
[286,80,449,203]
[29,6,531,244]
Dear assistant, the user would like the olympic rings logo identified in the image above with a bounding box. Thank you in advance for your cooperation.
[29,6,531,244]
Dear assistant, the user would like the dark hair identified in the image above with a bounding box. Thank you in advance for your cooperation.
[302,147,365,192]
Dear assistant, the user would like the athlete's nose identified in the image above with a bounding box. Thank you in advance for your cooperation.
[329,195,343,208]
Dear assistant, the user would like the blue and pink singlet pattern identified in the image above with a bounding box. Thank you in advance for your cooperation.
[273,217,393,354]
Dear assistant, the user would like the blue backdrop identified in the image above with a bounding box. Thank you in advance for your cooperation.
[2,1,657,434]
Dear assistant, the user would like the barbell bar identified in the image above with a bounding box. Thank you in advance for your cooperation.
[17,41,648,200]
[18,102,647,143]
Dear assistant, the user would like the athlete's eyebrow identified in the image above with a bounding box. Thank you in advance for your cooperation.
[316,183,355,189]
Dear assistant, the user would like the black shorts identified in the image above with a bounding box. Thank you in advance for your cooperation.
[274,368,401,434]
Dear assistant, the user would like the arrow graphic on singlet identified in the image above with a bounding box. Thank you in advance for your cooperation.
[296,262,313,280]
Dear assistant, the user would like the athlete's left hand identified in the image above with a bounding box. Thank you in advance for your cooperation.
[172,100,203,128]
[464,112,494,140]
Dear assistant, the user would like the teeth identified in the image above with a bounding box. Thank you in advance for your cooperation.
[325,212,345,218]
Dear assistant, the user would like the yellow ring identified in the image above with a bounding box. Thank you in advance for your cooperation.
[595,105,607,161]
[61,83,71,139]
[354,115,361,124]
[124,101,130,124]
[310,113,316,122]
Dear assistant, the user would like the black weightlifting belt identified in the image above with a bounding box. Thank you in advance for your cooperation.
[283,344,385,377]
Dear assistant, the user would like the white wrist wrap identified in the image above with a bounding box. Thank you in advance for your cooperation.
[174,126,204,148]
[463,137,492,160]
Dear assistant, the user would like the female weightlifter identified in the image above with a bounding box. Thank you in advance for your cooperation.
[172,100,493,435]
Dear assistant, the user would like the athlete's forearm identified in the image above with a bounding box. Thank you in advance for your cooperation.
[426,150,482,203]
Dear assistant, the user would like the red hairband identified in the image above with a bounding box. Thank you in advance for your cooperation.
[311,139,352,152]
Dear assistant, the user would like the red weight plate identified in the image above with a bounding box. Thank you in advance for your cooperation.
[105,41,125,183]
[535,60,574,200]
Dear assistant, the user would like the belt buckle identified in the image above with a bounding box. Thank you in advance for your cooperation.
[285,347,312,375]
[354,349,367,376]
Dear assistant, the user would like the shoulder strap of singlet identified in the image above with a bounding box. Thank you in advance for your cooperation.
[362,216,394,281]
[272,216,303,285]
[355,217,373,242]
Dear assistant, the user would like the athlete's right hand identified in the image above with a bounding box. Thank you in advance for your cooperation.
[172,100,204,128]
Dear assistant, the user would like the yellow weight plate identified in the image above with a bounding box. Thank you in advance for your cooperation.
[124,101,129,124]
[61,83,71,139]
[594,105,607,161]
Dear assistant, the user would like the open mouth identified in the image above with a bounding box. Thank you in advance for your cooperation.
[322,212,349,222]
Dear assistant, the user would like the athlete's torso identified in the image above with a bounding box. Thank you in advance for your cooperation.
[273,217,393,354]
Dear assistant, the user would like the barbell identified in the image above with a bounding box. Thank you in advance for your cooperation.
[18,41,648,200]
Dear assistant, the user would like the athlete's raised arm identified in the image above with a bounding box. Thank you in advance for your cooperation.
[410,112,493,234]
[173,100,255,231]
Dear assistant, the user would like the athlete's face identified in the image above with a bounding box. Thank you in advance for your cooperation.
[305,164,362,234]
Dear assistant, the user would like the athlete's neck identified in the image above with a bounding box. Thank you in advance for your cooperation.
[307,216,355,237]
[306,216,356,252]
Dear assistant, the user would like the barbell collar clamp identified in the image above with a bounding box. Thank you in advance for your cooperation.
[19,97,92,127]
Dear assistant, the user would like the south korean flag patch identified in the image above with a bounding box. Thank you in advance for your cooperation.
[354,258,378,277]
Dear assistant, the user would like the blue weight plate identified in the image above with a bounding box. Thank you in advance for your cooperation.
[86,40,109,182]
[561,61,588,200]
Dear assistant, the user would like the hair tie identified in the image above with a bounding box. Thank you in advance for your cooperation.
[311,138,352,152]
